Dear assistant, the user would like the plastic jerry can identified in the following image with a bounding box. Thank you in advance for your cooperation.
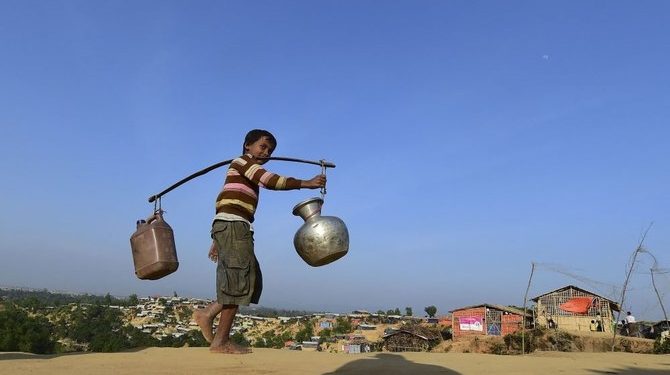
[130,211,179,280]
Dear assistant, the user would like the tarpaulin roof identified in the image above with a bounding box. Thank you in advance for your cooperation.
[559,297,594,314]
[531,285,620,311]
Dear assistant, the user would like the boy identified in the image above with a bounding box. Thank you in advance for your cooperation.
[193,129,325,354]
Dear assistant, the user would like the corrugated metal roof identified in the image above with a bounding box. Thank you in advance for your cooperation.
[449,303,530,317]
[382,329,439,341]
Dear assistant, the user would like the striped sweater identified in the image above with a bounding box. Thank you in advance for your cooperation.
[215,154,302,223]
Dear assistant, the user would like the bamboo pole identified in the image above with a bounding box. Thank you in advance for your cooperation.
[522,262,535,354]
[650,267,670,333]
[610,223,653,351]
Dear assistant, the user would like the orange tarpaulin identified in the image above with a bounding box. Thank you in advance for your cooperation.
[559,297,594,314]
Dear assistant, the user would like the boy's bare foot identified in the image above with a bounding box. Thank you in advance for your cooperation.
[192,310,214,343]
[210,342,252,354]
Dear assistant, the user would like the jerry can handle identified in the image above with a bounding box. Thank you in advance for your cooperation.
[144,210,164,225]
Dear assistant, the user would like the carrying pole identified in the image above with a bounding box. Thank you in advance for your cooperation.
[148,156,336,203]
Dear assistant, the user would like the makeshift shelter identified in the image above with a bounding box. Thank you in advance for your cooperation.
[382,326,441,352]
[644,320,670,339]
[450,304,529,339]
[532,285,620,333]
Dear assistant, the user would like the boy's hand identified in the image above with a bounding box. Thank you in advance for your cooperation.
[208,242,218,263]
[302,174,326,189]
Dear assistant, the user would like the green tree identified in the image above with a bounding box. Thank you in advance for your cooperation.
[177,306,193,322]
[158,335,178,347]
[125,326,158,348]
[333,316,352,334]
[295,320,315,343]
[127,294,139,306]
[89,331,127,352]
[0,303,55,354]
[319,328,332,341]
[252,333,270,348]
[253,330,288,348]
[376,310,385,315]
[187,331,210,347]
[231,331,251,347]
[405,307,413,316]
[18,296,43,313]
[424,305,437,318]
[68,304,132,352]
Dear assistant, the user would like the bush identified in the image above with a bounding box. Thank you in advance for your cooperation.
[548,331,581,352]
[440,327,453,340]
[490,341,508,355]
[503,327,545,354]
[653,336,670,354]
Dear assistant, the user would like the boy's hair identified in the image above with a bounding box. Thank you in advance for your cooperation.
[243,129,277,154]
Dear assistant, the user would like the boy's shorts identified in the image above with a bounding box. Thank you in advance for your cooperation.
[211,220,262,306]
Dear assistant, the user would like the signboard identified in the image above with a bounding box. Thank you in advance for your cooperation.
[459,316,483,331]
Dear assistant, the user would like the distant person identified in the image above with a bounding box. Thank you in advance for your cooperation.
[589,320,597,332]
[626,311,638,337]
[192,129,326,354]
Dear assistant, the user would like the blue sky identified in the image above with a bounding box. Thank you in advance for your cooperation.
[1,1,669,319]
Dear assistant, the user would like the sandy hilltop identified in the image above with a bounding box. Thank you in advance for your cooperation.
[2,348,669,375]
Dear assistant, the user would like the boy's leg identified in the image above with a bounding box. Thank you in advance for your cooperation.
[192,302,223,343]
[210,304,251,354]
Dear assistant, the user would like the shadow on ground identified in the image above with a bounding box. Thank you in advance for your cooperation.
[588,364,670,375]
[0,348,146,361]
[323,353,460,374]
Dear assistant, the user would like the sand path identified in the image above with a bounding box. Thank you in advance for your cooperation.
[1,348,669,374]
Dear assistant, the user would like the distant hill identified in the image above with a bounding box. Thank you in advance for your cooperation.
[0,287,316,317]
[0,287,127,306]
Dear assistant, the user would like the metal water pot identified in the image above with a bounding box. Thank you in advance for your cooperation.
[292,197,349,267]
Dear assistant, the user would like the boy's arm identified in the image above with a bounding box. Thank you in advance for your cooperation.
[208,242,217,262]
[235,156,325,190]
[301,174,327,189]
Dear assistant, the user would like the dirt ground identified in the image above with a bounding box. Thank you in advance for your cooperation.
[1,347,669,375]
[438,331,657,354]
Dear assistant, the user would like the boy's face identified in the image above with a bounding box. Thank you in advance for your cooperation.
[244,136,275,164]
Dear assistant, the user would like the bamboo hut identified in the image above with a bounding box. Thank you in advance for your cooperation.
[532,285,620,333]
